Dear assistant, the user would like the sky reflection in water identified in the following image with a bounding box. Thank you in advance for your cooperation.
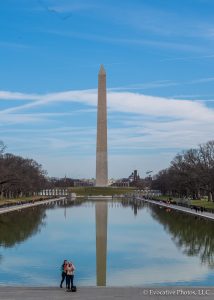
[0,199,214,286]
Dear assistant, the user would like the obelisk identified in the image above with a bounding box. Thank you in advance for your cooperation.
[96,65,108,187]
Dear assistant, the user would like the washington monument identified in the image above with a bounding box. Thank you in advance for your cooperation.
[96,65,108,187]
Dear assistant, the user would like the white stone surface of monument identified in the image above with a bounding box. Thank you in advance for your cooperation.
[96,65,108,187]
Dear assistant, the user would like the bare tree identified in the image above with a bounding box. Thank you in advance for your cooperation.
[0,141,6,155]
[152,140,214,201]
[0,144,48,199]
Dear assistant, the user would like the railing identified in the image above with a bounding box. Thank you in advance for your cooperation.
[39,189,69,196]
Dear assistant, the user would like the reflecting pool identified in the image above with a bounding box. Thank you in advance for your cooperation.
[0,198,214,286]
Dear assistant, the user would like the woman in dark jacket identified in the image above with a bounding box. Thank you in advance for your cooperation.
[60,260,67,288]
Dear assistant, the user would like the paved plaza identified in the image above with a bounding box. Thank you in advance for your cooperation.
[0,287,214,300]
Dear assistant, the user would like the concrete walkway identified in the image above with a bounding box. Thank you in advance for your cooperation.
[0,287,214,300]
[0,197,66,215]
[137,197,214,221]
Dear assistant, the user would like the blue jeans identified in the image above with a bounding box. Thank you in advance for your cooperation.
[66,275,74,289]
[60,272,66,287]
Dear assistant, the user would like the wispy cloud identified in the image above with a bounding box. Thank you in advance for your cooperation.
[109,80,179,91]
[102,2,214,46]
[0,91,37,100]
[0,41,29,49]
[37,0,214,44]
[0,110,96,124]
[48,2,96,13]
[0,89,96,114]
[170,94,212,99]
[1,88,214,177]
[36,0,95,21]
[190,77,214,84]
[45,30,205,53]
[1,89,214,122]
[160,54,214,62]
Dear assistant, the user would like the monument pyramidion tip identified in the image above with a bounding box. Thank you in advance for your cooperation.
[99,64,106,75]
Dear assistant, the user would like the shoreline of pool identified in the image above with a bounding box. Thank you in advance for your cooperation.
[137,197,214,221]
[0,197,67,215]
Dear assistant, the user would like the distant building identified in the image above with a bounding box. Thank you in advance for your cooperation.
[128,170,140,183]
[73,179,95,187]
[111,170,142,187]
[108,178,116,186]
[112,178,130,187]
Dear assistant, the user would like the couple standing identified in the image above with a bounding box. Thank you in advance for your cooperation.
[60,260,76,291]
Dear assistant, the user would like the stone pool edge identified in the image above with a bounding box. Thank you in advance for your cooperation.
[0,197,66,215]
[137,197,214,221]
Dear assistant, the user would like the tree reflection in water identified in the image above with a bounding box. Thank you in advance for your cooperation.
[120,198,214,269]
[0,199,85,248]
[150,205,214,268]
[0,207,47,247]
[0,198,88,276]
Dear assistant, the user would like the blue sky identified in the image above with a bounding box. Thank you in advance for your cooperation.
[1,0,214,178]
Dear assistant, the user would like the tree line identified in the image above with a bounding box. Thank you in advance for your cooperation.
[0,141,77,199]
[152,140,214,201]
[0,141,47,199]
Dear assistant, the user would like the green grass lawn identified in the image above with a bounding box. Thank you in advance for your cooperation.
[153,195,214,209]
[0,195,51,206]
[190,200,214,209]
[69,186,134,196]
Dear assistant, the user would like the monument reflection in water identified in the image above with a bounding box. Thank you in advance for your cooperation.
[96,201,108,286]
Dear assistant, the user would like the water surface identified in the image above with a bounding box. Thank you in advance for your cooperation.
[0,199,214,286]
